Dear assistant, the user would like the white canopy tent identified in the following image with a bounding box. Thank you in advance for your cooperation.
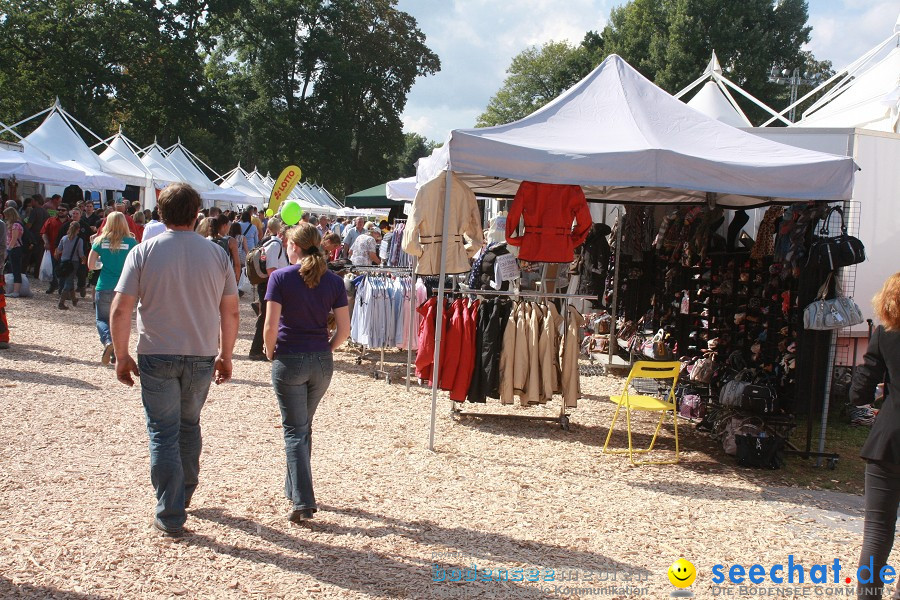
[418,55,855,208]
[18,108,126,191]
[418,54,858,451]
[165,143,251,209]
[386,176,417,201]
[140,144,183,189]
[0,147,86,185]
[220,167,268,209]
[792,46,900,132]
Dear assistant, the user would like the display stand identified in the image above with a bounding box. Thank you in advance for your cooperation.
[445,288,600,431]
[347,265,415,385]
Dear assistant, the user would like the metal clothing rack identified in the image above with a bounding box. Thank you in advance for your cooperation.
[436,286,599,433]
[348,264,415,385]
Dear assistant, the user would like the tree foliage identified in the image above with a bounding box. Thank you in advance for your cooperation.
[479,0,831,126]
[0,0,439,195]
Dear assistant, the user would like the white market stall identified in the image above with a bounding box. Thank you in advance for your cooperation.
[414,54,857,450]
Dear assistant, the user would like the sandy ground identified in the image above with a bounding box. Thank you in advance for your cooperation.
[0,289,883,599]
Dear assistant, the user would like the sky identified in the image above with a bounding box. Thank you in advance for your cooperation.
[396,0,900,142]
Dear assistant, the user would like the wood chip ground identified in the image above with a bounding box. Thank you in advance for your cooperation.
[0,292,880,599]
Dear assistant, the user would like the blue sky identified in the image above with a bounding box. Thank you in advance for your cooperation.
[396,0,899,141]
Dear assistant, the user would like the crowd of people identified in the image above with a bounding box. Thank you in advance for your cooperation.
[0,185,397,355]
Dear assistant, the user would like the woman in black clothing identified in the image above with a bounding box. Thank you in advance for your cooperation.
[852,272,900,600]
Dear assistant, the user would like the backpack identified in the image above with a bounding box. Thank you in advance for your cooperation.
[210,235,232,263]
[246,236,282,285]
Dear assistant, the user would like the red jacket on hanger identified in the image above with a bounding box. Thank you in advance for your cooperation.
[505,181,592,263]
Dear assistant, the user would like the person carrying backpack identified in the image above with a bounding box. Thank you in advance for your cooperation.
[249,218,289,360]
[207,214,241,285]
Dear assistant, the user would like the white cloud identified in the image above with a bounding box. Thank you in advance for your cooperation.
[397,0,610,141]
[807,1,897,69]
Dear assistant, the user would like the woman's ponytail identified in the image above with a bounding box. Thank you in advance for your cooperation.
[288,223,328,288]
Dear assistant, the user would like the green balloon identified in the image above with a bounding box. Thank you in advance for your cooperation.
[265,208,274,218]
[281,200,303,225]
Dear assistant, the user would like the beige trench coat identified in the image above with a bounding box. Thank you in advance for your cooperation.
[560,306,584,408]
[401,172,484,276]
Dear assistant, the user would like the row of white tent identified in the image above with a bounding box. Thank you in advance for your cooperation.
[0,101,342,214]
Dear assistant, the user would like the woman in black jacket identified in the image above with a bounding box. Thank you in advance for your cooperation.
[851,272,900,600]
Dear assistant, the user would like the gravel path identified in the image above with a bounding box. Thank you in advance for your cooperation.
[0,290,882,599]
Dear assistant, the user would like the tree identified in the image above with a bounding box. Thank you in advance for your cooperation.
[390,132,439,178]
[476,41,591,127]
[216,0,440,195]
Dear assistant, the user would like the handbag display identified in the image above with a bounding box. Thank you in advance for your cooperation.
[678,393,705,420]
[722,415,764,456]
[689,352,716,384]
[803,273,864,331]
[641,328,670,360]
[719,370,776,414]
[735,433,784,469]
[806,206,865,271]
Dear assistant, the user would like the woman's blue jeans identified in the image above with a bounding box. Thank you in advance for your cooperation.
[271,352,333,511]
[95,289,115,346]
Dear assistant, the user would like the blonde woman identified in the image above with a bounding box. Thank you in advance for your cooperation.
[87,212,137,364]
[263,223,350,523]
[851,273,900,600]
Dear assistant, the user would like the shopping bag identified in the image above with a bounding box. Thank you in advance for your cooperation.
[237,268,253,296]
[4,274,33,297]
[39,250,53,282]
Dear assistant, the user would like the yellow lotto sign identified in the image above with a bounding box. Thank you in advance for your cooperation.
[268,165,302,212]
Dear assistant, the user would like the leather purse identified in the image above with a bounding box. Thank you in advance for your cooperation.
[803,273,864,331]
[807,206,865,271]
[689,352,716,384]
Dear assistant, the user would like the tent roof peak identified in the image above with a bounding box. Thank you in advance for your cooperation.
[705,51,722,76]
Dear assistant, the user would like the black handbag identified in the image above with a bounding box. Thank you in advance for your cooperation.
[807,206,865,271]
[55,238,78,278]
[735,433,784,469]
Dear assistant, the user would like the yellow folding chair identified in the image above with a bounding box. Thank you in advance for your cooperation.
[602,361,681,465]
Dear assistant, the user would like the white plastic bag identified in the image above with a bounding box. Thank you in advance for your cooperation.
[39,250,53,282]
[237,268,252,296]
[5,273,32,297]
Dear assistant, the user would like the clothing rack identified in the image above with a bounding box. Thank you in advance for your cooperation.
[438,287,599,434]
[348,265,415,385]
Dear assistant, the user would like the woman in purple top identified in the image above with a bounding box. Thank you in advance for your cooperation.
[263,222,350,523]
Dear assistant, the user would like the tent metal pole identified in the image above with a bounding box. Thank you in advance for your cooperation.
[0,106,53,136]
[428,170,454,452]
[719,78,791,126]
[407,256,417,392]
[607,207,623,369]
[760,32,897,126]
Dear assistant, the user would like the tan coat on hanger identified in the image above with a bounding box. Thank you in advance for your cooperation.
[514,304,531,403]
[540,303,565,400]
[499,300,521,405]
[525,303,545,405]
[560,305,584,408]
[401,171,484,276]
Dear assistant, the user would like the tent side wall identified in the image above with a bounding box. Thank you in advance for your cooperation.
[748,127,900,349]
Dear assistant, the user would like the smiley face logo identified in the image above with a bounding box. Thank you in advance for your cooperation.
[668,558,697,588]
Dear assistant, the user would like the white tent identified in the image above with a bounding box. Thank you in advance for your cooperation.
[220,167,267,209]
[140,144,183,188]
[793,46,900,132]
[386,176,417,201]
[418,54,856,208]
[20,109,127,190]
[99,132,154,187]
[166,144,251,208]
[0,148,86,185]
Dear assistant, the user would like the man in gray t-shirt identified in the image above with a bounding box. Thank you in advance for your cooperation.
[111,183,239,537]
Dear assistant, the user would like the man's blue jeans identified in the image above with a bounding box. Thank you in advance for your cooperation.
[138,354,215,529]
[271,352,333,511]
[95,289,115,347]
